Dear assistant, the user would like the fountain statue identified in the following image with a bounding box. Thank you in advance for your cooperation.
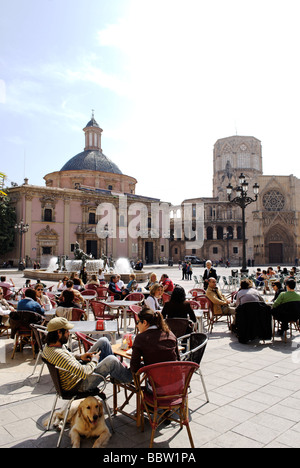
[74,241,92,268]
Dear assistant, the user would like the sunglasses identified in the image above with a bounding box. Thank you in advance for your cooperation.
[36,288,44,291]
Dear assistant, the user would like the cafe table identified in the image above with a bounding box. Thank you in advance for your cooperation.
[68,320,118,347]
[100,300,142,333]
[111,343,141,426]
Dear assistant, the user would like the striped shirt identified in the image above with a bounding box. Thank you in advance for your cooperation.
[42,345,97,391]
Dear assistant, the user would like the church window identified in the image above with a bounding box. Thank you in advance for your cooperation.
[44,209,52,222]
[263,190,285,211]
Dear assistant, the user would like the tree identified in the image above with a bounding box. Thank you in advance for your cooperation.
[0,195,16,255]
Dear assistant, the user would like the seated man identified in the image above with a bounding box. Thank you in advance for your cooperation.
[17,288,45,315]
[160,274,174,294]
[108,275,127,299]
[272,278,300,335]
[42,317,132,392]
[205,277,235,317]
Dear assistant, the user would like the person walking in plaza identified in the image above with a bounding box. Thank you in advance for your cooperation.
[203,261,217,290]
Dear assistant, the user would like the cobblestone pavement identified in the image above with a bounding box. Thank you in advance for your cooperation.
[1,266,300,449]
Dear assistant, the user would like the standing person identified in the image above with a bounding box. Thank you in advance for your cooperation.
[181,261,187,280]
[187,262,193,280]
[203,261,217,290]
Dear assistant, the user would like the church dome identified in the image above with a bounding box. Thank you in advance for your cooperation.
[60,113,122,175]
[60,150,123,174]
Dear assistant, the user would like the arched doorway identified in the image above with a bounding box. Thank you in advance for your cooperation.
[265,225,295,264]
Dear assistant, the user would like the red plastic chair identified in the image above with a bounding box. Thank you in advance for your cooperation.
[71,308,85,321]
[81,290,97,298]
[2,286,13,300]
[96,287,109,300]
[75,332,97,353]
[189,288,206,296]
[188,300,200,310]
[125,293,144,302]
[135,361,199,448]
[90,301,119,334]
[128,304,142,333]
[84,284,98,291]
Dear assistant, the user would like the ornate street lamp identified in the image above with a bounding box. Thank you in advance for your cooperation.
[14,220,29,270]
[226,174,259,273]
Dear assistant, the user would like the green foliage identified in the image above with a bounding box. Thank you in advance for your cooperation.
[0,195,16,255]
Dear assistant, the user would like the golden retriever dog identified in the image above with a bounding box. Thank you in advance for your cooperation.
[46,396,111,448]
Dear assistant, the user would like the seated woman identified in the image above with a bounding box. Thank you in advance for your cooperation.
[161,285,196,323]
[87,274,100,287]
[130,306,180,374]
[0,287,14,328]
[235,279,265,307]
[127,273,137,292]
[34,283,52,309]
[271,280,284,302]
[145,272,159,291]
[57,276,69,291]
[17,288,45,315]
[145,284,163,311]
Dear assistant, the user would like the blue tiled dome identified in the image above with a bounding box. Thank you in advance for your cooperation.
[60,150,122,174]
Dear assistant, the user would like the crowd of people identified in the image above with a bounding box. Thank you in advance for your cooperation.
[2,260,300,397]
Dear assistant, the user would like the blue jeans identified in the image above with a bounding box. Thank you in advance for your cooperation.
[77,337,132,391]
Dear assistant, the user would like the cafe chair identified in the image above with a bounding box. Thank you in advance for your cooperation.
[42,357,114,448]
[165,318,194,338]
[134,361,199,448]
[188,300,200,310]
[96,286,109,300]
[179,332,209,403]
[84,284,98,291]
[125,293,144,302]
[189,288,206,296]
[90,300,119,334]
[29,324,47,382]
[128,304,142,333]
[10,310,43,359]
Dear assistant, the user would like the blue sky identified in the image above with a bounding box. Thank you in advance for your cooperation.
[1,0,300,205]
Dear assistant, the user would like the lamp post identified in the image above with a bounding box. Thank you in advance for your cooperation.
[14,220,29,271]
[226,174,259,273]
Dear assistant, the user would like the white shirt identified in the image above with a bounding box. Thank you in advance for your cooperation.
[145,295,162,311]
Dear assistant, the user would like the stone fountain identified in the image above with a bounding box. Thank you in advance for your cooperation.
[24,243,148,283]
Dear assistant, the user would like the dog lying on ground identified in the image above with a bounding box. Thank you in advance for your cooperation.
[45,396,111,448]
